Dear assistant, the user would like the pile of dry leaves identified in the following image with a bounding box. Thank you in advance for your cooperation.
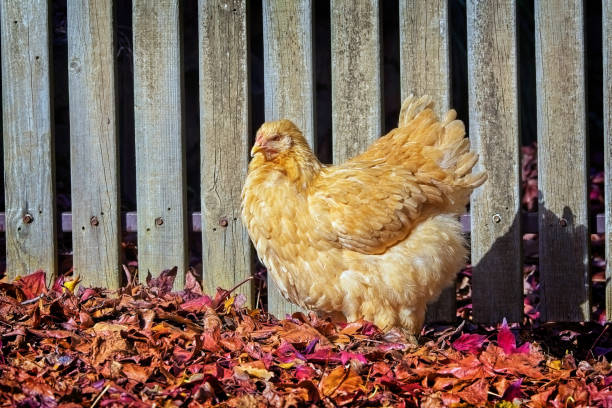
[0,269,610,407]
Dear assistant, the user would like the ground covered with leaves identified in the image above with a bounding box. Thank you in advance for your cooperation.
[0,270,610,407]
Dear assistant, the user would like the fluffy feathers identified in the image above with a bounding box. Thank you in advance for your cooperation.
[242,95,486,335]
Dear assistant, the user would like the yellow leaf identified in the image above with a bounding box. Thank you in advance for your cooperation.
[63,275,81,294]
[224,296,235,313]
[548,359,562,370]
[235,365,274,380]
[278,362,294,369]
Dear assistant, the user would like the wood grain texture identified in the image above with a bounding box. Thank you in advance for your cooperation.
[68,0,121,289]
[1,0,57,282]
[535,0,589,321]
[330,0,382,163]
[133,0,187,290]
[199,0,253,304]
[604,0,612,320]
[262,0,313,317]
[467,0,522,323]
[399,0,450,108]
[399,0,454,322]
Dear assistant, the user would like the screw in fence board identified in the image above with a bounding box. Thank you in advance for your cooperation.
[133,0,188,291]
[199,0,253,305]
[262,0,313,317]
[68,0,121,289]
[604,0,612,321]
[330,0,382,164]
[536,0,589,321]
[399,0,455,323]
[0,0,57,283]
[467,0,523,324]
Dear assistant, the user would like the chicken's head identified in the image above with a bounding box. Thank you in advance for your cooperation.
[251,120,309,161]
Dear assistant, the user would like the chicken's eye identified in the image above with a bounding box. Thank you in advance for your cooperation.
[270,134,281,142]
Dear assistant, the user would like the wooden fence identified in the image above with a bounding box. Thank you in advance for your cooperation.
[0,0,610,324]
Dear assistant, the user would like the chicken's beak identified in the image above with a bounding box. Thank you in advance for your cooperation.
[250,144,263,157]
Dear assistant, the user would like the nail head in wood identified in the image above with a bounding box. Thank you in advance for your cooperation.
[155,217,164,226]
[22,213,33,224]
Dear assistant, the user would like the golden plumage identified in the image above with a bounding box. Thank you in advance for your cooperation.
[241,95,486,335]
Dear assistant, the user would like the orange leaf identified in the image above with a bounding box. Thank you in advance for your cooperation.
[319,366,364,397]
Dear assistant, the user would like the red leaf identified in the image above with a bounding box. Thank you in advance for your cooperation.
[339,351,367,365]
[14,270,47,299]
[502,378,524,401]
[497,318,529,355]
[146,267,177,294]
[452,333,487,354]
[295,365,316,381]
[180,295,213,313]
[276,341,306,363]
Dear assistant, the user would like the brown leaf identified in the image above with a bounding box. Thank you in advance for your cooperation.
[457,378,489,405]
[89,322,130,365]
[122,362,153,383]
[280,321,331,347]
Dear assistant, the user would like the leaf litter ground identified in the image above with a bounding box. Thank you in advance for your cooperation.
[1,269,611,407]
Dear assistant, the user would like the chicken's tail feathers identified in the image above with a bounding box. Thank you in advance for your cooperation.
[398,94,487,192]
[398,94,434,127]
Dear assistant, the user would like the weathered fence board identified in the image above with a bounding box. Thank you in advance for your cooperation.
[468,1,522,323]
[400,0,450,110]
[399,0,454,322]
[133,0,187,289]
[330,0,382,163]
[68,0,121,289]
[1,0,57,282]
[262,0,313,317]
[536,0,589,321]
[604,0,612,320]
[199,0,253,303]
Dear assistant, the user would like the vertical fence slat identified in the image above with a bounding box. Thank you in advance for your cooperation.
[400,0,454,322]
[133,0,187,289]
[399,0,450,109]
[199,0,253,302]
[330,0,381,163]
[68,0,121,288]
[536,0,589,321]
[467,1,522,323]
[263,0,313,317]
[0,1,56,281]
[604,0,612,320]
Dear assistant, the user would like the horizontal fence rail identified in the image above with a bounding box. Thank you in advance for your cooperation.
[0,212,605,235]
[0,0,609,323]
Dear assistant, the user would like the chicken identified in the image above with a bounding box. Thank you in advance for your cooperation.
[241,95,486,336]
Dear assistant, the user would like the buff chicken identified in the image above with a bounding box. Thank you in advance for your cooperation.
[241,95,486,337]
